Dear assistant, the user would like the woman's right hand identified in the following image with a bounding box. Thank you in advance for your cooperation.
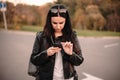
[47,47,61,56]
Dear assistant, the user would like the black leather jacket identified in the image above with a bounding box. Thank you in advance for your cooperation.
[31,32,84,80]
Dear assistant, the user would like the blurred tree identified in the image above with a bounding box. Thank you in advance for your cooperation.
[56,0,120,32]
[6,2,15,24]
[1,0,119,32]
[107,12,120,32]
[14,4,39,25]
[0,12,3,28]
[94,0,120,31]
[0,2,15,29]
[75,0,93,9]
[55,0,76,20]
[86,5,106,30]
[56,0,63,4]
[37,3,53,27]
[73,8,87,29]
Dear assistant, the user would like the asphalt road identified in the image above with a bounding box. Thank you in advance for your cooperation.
[0,30,120,80]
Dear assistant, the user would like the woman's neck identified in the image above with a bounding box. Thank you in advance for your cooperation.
[54,32,63,38]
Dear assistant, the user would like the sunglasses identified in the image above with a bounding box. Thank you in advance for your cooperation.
[50,8,67,13]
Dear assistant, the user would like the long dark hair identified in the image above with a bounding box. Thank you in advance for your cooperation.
[43,4,73,40]
[43,4,80,53]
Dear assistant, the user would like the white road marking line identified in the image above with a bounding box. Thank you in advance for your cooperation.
[82,72,104,80]
[104,43,119,48]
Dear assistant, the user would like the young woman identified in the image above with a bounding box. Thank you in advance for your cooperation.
[31,4,84,80]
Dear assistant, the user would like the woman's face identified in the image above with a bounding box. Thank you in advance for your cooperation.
[51,16,66,33]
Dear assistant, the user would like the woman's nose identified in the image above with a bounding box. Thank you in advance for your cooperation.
[56,24,60,29]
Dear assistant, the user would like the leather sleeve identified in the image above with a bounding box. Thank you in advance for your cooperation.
[31,32,49,66]
[62,33,84,66]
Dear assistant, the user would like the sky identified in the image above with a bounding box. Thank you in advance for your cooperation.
[1,0,57,6]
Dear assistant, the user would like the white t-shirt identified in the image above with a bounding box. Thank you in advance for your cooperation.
[53,51,73,80]
[53,51,64,80]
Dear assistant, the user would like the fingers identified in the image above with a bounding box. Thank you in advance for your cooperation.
[47,41,73,56]
[47,47,61,56]
[61,41,73,48]
[61,41,73,55]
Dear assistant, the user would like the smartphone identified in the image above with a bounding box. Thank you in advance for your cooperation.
[53,43,62,48]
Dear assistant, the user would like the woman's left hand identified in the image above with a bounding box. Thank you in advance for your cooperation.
[61,42,73,55]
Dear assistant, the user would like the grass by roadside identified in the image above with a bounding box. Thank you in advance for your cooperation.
[21,25,43,32]
[21,25,120,37]
[75,30,120,37]
[1,25,120,37]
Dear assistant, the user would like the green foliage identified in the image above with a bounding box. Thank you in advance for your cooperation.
[20,25,120,36]
[75,30,120,37]
[0,0,120,32]
[85,5,106,30]
[56,0,120,32]
[21,25,43,32]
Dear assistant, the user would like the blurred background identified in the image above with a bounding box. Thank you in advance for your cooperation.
[0,0,120,80]
[0,0,120,36]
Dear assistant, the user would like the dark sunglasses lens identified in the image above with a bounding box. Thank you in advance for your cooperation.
[51,9,67,13]
[51,9,58,13]
[59,9,67,13]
